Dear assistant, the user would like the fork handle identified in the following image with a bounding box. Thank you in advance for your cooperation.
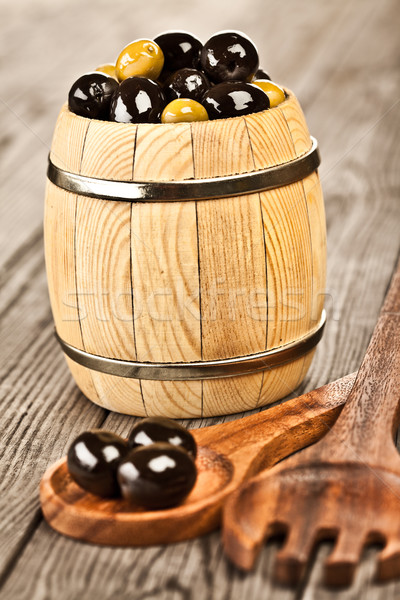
[317,258,400,465]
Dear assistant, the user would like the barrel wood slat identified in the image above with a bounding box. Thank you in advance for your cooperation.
[131,123,202,417]
[246,98,323,407]
[47,109,144,413]
[44,91,326,417]
[243,104,313,405]
[74,118,145,415]
[191,116,267,416]
[45,107,98,402]
[280,94,312,156]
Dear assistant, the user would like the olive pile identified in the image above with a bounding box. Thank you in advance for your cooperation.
[68,30,286,124]
[67,417,197,509]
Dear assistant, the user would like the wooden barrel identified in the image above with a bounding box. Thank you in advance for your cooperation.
[44,89,326,418]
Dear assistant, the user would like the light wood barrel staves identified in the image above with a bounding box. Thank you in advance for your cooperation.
[44,90,326,418]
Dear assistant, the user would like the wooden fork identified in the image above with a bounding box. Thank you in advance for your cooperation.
[222,258,400,587]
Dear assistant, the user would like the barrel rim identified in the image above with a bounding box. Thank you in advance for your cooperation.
[55,310,326,381]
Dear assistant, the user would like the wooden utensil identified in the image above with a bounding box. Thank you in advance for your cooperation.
[40,373,355,546]
[222,260,400,587]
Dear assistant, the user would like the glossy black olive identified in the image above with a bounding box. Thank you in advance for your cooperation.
[118,443,197,509]
[164,68,210,103]
[128,417,197,458]
[67,430,129,498]
[202,82,269,119]
[68,72,119,120]
[200,31,259,83]
[154,31,202,75]
[109,77,165,123]
[254,68,271,81]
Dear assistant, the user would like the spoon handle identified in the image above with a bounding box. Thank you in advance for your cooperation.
[194,374,355,480]
[317,258,400,464]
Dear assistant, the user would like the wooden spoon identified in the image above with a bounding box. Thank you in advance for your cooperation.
[40,373,355,546]
[222,260,400,586]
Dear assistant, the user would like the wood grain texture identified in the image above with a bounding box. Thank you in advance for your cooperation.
[303,171,327,322]
[43,183,82,348]
[64,356,100,402]
[280,94,311,156]
[131,123,202,417]
[1,0,400,597]
[75,199,134,357]
[44,191,98,404]
[260,180,313,349]
[257,349,316,410]
[73,192,145,414]
[244,104,299,168]
[191,115,267,415]
[77,119,144,414]
[317,258,400,465]
[79,119,137,180]
[49,104,89,172]
[74,196,144,413]
[223,261,400,586]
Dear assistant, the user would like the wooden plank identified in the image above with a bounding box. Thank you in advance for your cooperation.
[74,194,136,355]
[49,104,89,172]
[248,92,316,407]
[79,119,137,180]
[75,120,144,414]
[45,113,100,405]
[244,107,297,167]
[191,116,267,416]
[131,123,202,417]
[303,171,327,323]
[246,92,324,409]
[260,180,313,349]
[280,94,311,156]
[44,184,82,348]
[0,266,107,581]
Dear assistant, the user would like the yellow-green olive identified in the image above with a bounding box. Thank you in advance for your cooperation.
[252,80,286,108]
[161,98,208,123]
[116,39,164,81]
[95,63,118,79]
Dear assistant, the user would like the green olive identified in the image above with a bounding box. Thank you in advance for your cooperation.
[161,98,209,123]
[116,39,164,81]
[252,80,286,108]
[95,63,118,79]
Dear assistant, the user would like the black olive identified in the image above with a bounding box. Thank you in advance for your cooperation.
[164,68,210,103]
[67,430,128,498]
[118,443,197,509]
[254,68,271,81]
[68,72,119,120]
[200,31,259,83]
[109,76,165,123]
[154,31,202,74]
[157,69,173,85]
[128,417,197,458]
[201,82,269,119]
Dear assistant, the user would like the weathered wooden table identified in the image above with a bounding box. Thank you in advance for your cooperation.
[1,0,399,597]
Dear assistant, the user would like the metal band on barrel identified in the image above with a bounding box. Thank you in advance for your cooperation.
[56,310,325,381]
[47,137,320,202]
